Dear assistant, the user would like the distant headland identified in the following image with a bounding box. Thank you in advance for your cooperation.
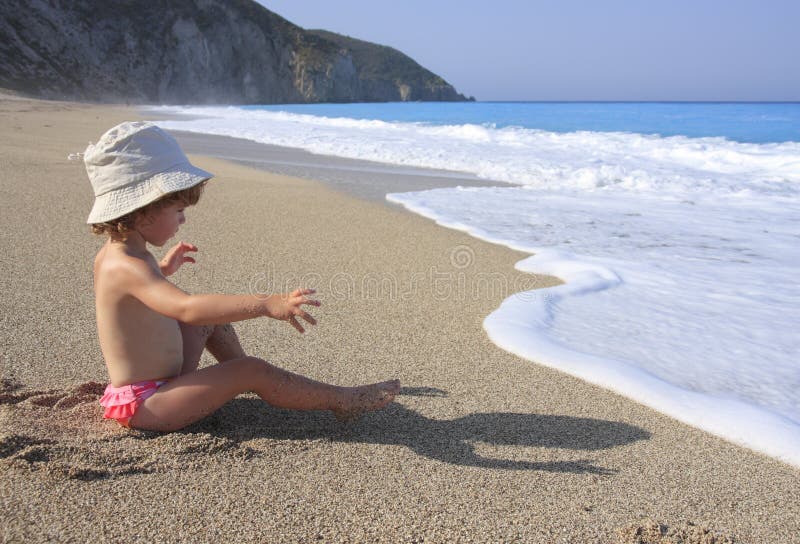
[0,0,473,104]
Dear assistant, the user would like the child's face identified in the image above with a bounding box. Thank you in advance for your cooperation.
[135,202,186,247]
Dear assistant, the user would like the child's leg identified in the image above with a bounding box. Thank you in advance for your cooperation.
[129,356,400,432]
[205,323,246,362]
[178,322,247,375]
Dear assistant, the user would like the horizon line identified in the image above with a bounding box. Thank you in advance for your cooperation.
[472,99,800,104]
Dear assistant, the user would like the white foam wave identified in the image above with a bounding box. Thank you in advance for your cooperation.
[388,186,800,467]
[153,106,800,198]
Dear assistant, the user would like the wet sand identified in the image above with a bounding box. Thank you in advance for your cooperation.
[1,96,798,543]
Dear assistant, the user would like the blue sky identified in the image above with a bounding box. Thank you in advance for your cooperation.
[258,0,799,101]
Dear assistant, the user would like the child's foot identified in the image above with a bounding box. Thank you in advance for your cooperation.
[333,379,401,421]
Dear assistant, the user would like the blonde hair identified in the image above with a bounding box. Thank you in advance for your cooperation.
[90,182,206,241]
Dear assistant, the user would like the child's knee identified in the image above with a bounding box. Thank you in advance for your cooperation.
[206,323,246,361]
[179,321,214,338]
[208,323,236,340]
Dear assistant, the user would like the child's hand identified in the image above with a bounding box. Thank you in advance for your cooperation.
[266,288,321,333]
[159,241,198,277]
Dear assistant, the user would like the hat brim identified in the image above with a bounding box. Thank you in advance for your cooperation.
[87,161,213,224]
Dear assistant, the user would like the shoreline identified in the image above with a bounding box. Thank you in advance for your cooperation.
[2,97,798,542]
[169,129,503,205]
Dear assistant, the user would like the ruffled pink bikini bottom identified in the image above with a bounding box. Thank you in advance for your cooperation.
[99,379,170,428]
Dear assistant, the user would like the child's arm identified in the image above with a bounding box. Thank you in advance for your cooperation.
[123,258,319,332]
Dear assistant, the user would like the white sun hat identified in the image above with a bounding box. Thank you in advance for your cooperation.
[85,121,213,224]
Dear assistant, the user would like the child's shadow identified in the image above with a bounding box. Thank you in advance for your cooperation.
[191,387,650,475]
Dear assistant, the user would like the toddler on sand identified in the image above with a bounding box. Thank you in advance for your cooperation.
[86,122,400,431]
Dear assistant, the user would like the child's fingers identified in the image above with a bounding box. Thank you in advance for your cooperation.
[288,316,304,333]
[183,257,196,264]
[289,294,321,307]
[176,242,197,253]
[290,288,316,297]
[296,310,317,326]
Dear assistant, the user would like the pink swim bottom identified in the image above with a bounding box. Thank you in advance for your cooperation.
[99,379,170,428]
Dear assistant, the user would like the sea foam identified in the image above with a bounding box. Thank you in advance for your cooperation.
[154,105,800,197]
[387,186,800,466]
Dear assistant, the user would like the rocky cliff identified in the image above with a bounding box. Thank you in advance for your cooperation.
[0,0,470,104]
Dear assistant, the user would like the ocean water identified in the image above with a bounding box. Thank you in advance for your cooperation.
[153,102,800,466]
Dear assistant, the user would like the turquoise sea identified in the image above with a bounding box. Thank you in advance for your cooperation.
[244,101,800,143]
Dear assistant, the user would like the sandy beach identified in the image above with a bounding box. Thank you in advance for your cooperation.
[1,97,799,543]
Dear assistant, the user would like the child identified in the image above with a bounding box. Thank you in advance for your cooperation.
[86,122,400,432]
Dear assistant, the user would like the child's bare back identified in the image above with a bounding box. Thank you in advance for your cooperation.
[86,122,399,431]
[94,240,185,387]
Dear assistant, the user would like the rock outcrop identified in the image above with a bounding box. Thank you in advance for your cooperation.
[0,0,470,104]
